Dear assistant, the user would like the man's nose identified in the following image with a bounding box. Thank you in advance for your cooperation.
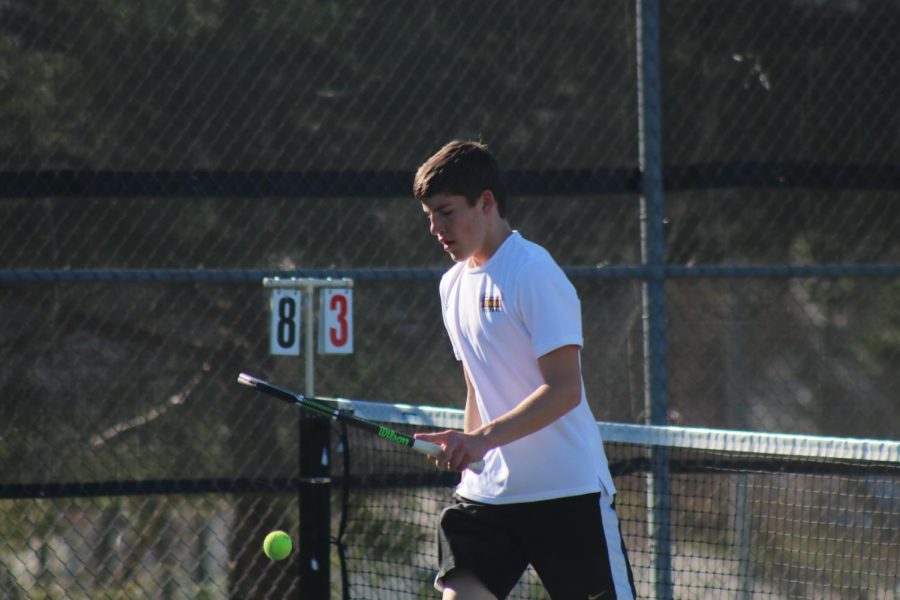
[429,215,442,236]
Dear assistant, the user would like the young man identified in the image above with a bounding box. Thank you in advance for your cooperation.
[413,140,636,599]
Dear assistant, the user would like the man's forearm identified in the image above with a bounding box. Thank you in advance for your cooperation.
[471,379,581,449]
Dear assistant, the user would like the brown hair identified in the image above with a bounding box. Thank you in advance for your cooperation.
[413,140,508,218]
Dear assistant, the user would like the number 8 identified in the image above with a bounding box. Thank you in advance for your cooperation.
[277,297,296,348]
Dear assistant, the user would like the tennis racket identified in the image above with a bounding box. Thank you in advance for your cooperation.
[237,373,484,473]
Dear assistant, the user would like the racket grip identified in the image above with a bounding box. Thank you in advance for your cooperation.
[412,440,485,474]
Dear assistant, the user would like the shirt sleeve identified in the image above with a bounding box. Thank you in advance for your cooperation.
[439,271,463,361]
[513,258,584,359]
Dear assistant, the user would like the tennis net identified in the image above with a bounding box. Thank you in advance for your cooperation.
[328,398,900,599]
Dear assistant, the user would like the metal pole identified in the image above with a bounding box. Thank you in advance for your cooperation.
[305,284,315,397]
[636,1,673,597]
[727,281,753,598]
[265,277,353,599]
[298,415,331,600]
[298,282,329,599]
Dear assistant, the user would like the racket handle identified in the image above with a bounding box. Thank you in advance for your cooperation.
[412,440,485,474]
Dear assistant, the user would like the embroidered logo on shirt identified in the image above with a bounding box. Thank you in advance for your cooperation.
[480,294,503,312]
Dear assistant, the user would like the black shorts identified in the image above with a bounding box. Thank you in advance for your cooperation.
[436,492,636,599]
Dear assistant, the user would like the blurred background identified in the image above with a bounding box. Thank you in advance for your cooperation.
[1,1,899,598]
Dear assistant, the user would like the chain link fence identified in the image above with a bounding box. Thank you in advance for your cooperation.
[2,1,900,597]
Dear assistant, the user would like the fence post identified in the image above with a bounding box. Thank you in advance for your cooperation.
[636,0,673,597]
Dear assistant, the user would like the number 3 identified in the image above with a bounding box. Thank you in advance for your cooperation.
[329,294,348,347]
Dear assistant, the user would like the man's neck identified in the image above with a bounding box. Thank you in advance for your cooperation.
[468,222,513,267]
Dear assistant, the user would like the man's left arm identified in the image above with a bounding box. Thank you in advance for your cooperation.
[468,344,582,449]
[416,344,583,470]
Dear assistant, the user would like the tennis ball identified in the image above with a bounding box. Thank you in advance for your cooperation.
[263,530,293,561]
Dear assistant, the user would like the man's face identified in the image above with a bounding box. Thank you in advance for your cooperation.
[421,193,487,264]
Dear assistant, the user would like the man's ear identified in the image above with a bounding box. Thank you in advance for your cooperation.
[479,190,497,214]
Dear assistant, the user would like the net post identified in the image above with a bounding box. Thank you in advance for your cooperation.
[301,280,328,600]
[298,414,331,600]
[264,277,354,599]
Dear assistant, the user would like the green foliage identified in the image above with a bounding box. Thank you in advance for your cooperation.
[853,279,900,376]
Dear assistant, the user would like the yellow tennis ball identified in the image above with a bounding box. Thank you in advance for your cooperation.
[263,530,293,561]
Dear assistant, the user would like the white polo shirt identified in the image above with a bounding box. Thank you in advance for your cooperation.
[439,232,616,504]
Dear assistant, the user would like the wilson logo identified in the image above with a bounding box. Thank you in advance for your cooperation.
[378,426,411,446]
